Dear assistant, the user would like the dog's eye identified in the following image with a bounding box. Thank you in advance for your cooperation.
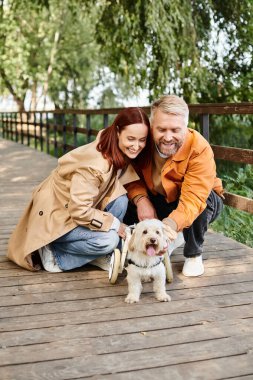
[143,230,148,234]
[156,230,160,234]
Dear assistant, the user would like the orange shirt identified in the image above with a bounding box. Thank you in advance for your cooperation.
[126,129,223,231]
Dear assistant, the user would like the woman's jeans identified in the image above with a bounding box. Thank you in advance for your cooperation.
[50,195,128,270]
[124,190,223,258]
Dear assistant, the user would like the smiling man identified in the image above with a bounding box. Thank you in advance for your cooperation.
[125,95,224,277]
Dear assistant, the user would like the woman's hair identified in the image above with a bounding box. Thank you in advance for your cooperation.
[97,107,152,170]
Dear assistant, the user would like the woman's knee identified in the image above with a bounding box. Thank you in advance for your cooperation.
[94,230,119,253]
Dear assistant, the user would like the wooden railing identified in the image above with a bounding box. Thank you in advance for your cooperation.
[0,103,253,214]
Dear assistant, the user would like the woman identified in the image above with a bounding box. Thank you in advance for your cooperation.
[7,107,152,272]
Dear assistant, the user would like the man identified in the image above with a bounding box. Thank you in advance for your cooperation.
[124,95,224,277]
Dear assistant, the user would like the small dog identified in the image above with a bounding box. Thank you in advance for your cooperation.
[125,219,172,303]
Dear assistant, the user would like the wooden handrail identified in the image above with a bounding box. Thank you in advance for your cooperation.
[212,145,253,165]
[1,101,253,115]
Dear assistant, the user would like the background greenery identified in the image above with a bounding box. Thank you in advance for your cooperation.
[0,0,252,246]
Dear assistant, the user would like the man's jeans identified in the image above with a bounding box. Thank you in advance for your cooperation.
[50,194,128,270]
[124,190,223,258]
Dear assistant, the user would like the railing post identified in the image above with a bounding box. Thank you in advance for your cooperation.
[2,113,5,138]
[46,112,50,154]
[73,113,77,148]
[20,112,24,145]
[34,112,37,149]
[10,113,14,141]
[14,113,18,142]
[200,114,210,141]
[27,112,30,146]
[53,113,58,158]
[86,114,91,143]
[62,113,67,154]
[6,113,9,140]
[39,112,43,152]
[103,114,108,128]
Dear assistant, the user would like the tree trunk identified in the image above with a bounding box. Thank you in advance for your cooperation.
[0,67,26,112]
[30,81,37,111]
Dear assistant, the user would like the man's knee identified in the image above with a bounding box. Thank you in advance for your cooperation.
[207,190,224,223]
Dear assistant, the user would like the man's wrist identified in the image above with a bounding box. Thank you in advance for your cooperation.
[162,217,178,232]
[133,194,149,206]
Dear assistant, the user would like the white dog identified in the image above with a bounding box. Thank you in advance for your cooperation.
[125,219,173,303]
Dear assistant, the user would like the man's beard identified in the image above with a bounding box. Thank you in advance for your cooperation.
[157,140,183,157]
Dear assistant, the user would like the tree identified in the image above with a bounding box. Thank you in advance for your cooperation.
[0,0,101,111]
[0,1,252,109]
[93,0,253,103]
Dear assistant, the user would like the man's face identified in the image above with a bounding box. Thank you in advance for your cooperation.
[151,109,187,157]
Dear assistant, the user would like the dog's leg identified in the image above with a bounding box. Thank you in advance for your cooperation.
[153,266,171,302]
[125,268,143,303]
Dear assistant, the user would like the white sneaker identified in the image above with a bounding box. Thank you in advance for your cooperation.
[38,245,62,273]
[182,255,204,277]
[90,254,112,271]
[168,232,185,256]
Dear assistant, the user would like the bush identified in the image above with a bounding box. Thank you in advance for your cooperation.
[212,165,253,248]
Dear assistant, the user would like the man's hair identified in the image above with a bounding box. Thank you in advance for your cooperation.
[150,95,189,126]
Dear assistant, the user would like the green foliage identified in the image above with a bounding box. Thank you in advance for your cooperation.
[212,165,253,248]
[94,0,253,103]
[210,115,253,149]
[0,0,100,110]
[0,1,252,107]
[212,206,253,248]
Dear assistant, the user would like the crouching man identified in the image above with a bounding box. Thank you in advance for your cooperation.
[124,94,224,277]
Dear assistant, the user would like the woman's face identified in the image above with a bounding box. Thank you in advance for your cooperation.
[117,123,148,159]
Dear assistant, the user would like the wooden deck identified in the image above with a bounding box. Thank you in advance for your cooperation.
[0,138,253,380]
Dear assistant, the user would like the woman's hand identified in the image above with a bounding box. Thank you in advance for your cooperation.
[136,197,157,221]
[118,223,127,239]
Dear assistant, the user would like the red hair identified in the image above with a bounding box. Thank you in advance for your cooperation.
[97,107,152,170]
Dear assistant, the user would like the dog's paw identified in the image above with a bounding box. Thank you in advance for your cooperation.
[125,294,140,303]
[156,293,171,302]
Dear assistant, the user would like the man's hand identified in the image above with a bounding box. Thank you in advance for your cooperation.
[118,223,127,239]
[136,197,157,221]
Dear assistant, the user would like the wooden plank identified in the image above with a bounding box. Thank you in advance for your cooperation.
[0,333,252,379]
[0,301,252,347]
[224,192,253,214]
[0,290,252,332]
[212,144,253,164]
[189,102,253,114]
[1,318,253,365]
[105,356,253,379]
[2,102,253,115]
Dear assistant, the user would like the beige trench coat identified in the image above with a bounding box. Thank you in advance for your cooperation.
[7,134,139,271]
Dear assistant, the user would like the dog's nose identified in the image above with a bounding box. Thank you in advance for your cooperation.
[150,238,157,244]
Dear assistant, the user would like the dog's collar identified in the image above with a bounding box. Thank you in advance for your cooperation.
[128,257,163,269]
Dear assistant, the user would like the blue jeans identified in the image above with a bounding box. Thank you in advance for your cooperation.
[50,194,128,270]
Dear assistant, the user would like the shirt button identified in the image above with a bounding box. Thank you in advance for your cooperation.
[39,211,43,216]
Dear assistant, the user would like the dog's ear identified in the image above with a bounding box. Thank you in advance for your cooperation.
[128,231,136,252]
